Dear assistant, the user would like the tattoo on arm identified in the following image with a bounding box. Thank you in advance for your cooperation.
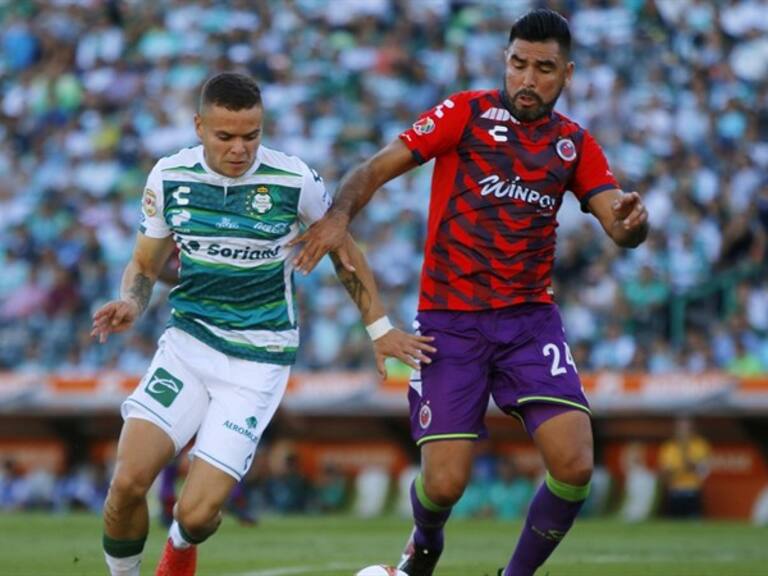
[128,273,153,315]
[330,253,372,318]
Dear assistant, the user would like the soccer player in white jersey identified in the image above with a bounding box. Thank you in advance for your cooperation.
[91,72,436,576]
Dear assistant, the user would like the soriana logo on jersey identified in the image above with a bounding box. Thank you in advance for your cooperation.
[413,116,436,135]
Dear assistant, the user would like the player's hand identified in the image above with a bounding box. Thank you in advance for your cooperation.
[288,210,351,274]
[90,300,140,343]
[611,191,647,231]
[372,329,437,379]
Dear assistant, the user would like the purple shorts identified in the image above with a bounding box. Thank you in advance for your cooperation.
[408,303,590,445]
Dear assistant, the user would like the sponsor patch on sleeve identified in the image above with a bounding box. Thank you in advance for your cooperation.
[412,116,436,135]
[142,188,157,217]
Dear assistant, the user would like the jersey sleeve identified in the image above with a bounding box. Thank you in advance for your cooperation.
[398,93,472,164]
[138,164,171,238]
[297,162,331,226]
[570,130,620,210]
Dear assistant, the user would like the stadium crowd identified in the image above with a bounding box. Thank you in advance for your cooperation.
[0,0,767,378]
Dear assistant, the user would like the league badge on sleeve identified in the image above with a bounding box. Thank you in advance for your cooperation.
[555,138,577,162]
[142,188,157,217]
[413,116,436,136]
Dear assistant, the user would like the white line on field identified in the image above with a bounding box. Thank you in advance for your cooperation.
[233,562,357,576]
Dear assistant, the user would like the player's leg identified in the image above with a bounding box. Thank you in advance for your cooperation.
[175,457,239,538]
[488,303,593,576]
[155,349,290,575]
[504,406,593,576]
[154,459,238,576]
[104,328,209,576]
[103,419,175,576]
[398,439,474,575]
[398,310,494,576]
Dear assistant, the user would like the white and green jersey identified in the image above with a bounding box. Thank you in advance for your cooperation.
[139,144,331,365]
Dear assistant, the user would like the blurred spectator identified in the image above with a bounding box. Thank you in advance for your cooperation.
[726,338,763,377]
[54,462,109,513]
[0,0,765,375]
[451,465,491,519]
[618,442,658,523]
[0,459,26,510]
[312,462,349,513]
[658,417,711,518]
[487,456,533,521]
[266,447,311,513]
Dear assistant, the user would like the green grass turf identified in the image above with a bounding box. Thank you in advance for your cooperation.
[0,512,766,575]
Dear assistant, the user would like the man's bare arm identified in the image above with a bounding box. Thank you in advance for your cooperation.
[290,139,418,275]
[331,138,419,221]
[329,234,385,325]
[92,234,175,342]
[587,189,649,248]
[329,233,436,376]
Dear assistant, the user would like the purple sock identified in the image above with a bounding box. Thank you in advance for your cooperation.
[410,475,451,552]
[505,474,589,576]
[159,462,178,501]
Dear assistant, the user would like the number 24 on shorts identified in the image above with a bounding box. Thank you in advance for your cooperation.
[542,342,577,376]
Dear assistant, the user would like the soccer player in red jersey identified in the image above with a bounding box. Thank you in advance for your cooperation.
[292,9,648,576]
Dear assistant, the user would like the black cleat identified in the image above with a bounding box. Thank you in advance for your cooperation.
[397,530,441,576]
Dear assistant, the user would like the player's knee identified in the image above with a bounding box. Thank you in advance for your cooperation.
[175,498,222,537]
[108,468,154,506]
[556,451,593,487]
[424,468,469,507]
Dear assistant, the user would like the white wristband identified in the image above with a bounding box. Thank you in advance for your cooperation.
[366,316,393,340]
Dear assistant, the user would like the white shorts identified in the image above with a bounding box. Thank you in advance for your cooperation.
[122,327,290,480]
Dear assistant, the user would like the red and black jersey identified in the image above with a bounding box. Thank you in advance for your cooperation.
[399,89,618,311]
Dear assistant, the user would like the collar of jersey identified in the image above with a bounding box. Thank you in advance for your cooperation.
[497,88,554,128]
[197,145,262,182]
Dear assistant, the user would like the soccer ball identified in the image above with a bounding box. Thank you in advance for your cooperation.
[354,566,407,576]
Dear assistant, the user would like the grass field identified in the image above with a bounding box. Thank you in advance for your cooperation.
[0,512,766,575]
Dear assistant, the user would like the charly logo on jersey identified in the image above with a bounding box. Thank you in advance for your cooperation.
[223,418,259,443]
[247,186,273,215]
[555,138,577,162]
[478,174,556,210]
[488,125,509,142]
[419,403,432,429]
[144,368,183,408]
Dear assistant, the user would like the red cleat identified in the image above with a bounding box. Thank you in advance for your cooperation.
[155,538,197,576]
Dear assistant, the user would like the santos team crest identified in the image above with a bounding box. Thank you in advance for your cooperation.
[247,186,273,214]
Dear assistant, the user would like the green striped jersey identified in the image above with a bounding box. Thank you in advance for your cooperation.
[139,144,331,364]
